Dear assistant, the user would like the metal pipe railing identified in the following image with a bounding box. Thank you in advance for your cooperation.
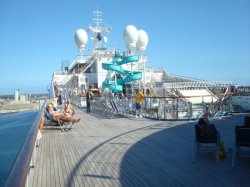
[71,92,239,120]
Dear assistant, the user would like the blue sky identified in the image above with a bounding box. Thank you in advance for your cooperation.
[0,0,249,95]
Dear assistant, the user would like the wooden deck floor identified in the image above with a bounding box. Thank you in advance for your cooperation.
[28,109,250,187]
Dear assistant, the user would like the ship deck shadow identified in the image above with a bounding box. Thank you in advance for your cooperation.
[28,109,250,187]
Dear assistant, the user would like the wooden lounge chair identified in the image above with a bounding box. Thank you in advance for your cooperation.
[192,123,221,162]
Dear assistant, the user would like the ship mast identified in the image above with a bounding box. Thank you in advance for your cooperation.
[88,8,111,52]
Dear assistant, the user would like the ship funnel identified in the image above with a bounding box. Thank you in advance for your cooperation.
[74,29,88,54]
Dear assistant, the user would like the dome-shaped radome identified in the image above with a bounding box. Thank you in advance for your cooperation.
[103,36,108,44]
[123,25,138,49]
[136,30,148,51]
[74,29,88,51]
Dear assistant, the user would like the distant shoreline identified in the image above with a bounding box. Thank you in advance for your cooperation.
[0,93,48,96]
[0,103,40,114]
[0,111,18,115]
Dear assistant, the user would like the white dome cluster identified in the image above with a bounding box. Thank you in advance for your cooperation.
[123,25,148,52]
[74,25,148,54]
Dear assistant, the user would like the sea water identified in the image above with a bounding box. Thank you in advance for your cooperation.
[0,110,38,186]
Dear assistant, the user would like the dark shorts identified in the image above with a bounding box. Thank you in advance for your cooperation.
[136,103,141,110]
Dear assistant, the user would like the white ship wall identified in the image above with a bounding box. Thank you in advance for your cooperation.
[231,96,250,111]
[86,73,97,86]
[144,72,151,83]
[97,57,111,88]
[78,74,87,88]
[178,89,218,104]
[53,74,73,86]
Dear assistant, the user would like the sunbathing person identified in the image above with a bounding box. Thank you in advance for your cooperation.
[62,99,75,117]
[47,104,80,124]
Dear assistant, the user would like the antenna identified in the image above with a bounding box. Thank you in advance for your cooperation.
[93,8,103,31]
[88,8,111,51]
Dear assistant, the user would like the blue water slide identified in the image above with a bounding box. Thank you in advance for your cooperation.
[102,63,128,75]
[116,55,139,66]
[114,52,123,58]
[102,81,123,92]
[117,71,142,84]
[102,54,141,92]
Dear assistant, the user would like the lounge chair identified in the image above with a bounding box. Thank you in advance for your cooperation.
[44,109,64,131]
[192,123,221,162]
[232,123,250,167]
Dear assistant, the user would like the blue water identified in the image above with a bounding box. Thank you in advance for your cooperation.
[0,110,38,186]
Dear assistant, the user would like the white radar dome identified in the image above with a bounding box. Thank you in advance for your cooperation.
[123,25,138,49]
[136,30,148,51]
[103,36,108,44]
[74,29,88,50]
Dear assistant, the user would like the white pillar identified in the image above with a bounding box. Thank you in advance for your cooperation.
[14,89,19,101]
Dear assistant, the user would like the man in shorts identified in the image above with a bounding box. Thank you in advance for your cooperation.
[135,89,144,118]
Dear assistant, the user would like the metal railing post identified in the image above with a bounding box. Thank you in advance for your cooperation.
[164,98,166,120]
[176,98,179,120]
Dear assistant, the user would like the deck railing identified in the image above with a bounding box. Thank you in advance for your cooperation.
[71,94,235,120]
[4,102,45,187]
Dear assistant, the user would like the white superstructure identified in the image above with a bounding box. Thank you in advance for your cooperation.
[51,9,249,112]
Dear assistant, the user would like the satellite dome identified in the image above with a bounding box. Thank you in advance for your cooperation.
[123,25,138,49]
[74,29,88,50]
[136,30,148,51]
[103,36,108,44]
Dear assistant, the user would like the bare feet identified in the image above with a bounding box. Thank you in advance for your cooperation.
[73,118,80,123]
[58,120,64,125]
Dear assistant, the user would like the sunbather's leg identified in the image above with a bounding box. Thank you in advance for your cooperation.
[52,114,64,125]
[60,116,80,123]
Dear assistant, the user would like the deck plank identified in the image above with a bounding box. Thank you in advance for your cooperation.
[29,109,250,187]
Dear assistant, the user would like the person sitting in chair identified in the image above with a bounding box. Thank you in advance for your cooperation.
[63,99,75,117]
[47,104,80,125]
[197,118,218,139]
